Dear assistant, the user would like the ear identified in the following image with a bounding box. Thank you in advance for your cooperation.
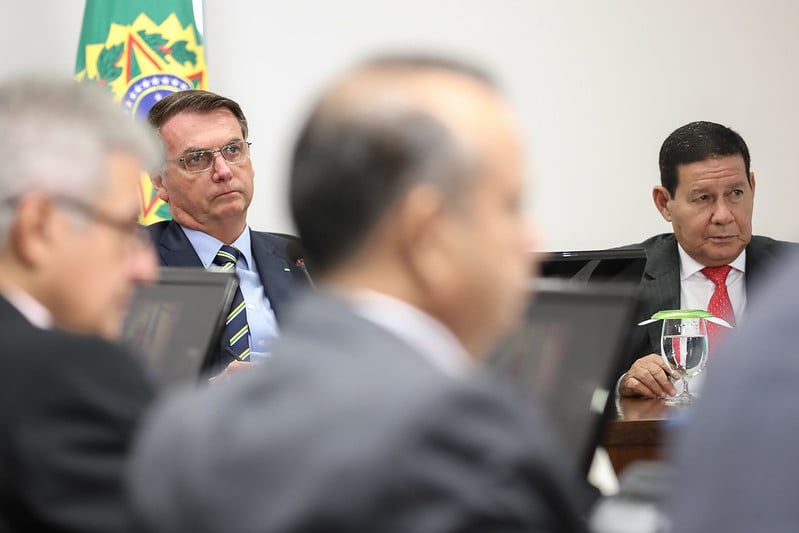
[11,195,59,267]
[749,171,756,196]
[395,184,450,292]
[652,186,672,222]
[150,173,169,202]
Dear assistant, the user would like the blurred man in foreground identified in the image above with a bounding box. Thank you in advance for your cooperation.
[0,76,160,531]
[128,55,589,532]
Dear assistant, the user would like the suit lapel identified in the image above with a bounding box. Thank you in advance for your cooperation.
[251,232,294,320]
[157,221,204,267]
[642,235,681,351]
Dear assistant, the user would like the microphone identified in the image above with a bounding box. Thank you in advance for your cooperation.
[295,258,315,288]
[286,240,315,288]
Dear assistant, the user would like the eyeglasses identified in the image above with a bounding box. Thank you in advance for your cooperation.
[166,141,252,173]
[53,196,152,250]
[2,195,151,250]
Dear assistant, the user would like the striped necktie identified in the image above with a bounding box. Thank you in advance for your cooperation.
[213,245,250,361]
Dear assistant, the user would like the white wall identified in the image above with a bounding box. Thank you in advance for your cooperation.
[3,0,798,250]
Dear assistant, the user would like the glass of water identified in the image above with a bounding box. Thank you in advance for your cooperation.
[661,317,708,406]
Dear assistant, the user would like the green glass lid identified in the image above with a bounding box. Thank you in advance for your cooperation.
[651,309,713,320]
[637,309,732,328]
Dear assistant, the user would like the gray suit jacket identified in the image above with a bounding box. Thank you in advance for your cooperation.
[667,246,799,532]
[621,233,792,374]
[128,292,589,533]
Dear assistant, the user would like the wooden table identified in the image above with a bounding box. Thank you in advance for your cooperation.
[602,397,676,476]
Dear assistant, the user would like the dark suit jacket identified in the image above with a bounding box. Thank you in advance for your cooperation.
[0,297,153,533]
[147,221,309,372]
[621,233,793,374]
[129,292,590,533]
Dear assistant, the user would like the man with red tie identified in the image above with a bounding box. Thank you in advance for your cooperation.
[618,121,795,399]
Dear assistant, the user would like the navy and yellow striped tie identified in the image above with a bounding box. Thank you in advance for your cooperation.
[213,245,250,361]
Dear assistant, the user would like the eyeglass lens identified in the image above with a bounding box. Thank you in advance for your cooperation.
[184,141,250,172]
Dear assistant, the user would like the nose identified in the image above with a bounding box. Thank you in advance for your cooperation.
[130,243,159,285]
[211,151,234,182]
[711,198,735,225]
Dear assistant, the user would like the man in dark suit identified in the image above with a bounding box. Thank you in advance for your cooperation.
[619,121,792,398]
[128,56,590,532]
[0,76,160,531]
[145,91,308,377]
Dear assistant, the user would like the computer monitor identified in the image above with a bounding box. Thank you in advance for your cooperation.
[488,279,640,476]
[538,248,647,284]
[119,267,238,390]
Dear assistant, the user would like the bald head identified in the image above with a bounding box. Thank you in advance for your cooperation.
[290,56,519,273]
[289,55,532,357]
[310,56,497,131]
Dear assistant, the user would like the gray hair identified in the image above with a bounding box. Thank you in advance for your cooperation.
[0,75,161,242]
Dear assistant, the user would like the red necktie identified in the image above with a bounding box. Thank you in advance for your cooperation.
[701,265,735,353]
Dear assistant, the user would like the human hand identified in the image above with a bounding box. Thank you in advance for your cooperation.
[210,360,255,384]
[619,353,678,399]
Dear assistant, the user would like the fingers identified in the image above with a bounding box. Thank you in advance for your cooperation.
[225,360,252,373]
[619,354,677,399]
[209,361,255,384]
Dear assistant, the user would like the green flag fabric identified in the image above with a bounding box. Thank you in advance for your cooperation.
[75,0,207,223]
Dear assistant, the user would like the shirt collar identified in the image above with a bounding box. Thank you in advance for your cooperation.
[180,226,253,270]
[345,289,473,379]
[677,242,746,281]
[2,287,53,329]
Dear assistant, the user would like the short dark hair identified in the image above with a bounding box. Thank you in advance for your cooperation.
[659,121,751,196]
[146,90,248,139]
[289,55,494,273]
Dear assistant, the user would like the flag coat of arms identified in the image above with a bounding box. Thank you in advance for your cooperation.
[75,0,207,223]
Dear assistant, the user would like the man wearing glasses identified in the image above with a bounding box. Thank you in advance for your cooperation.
[0,75,160,532]
[146,90,309,377]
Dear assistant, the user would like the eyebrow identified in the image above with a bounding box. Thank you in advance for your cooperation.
[181,138,244,155]
[688,180,748,195]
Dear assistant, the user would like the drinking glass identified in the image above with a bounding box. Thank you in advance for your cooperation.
[660,317,708,406]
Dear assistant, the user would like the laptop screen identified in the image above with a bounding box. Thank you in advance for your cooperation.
[119,267,237,390]
[488,279,640,475]
[538,248,647,284]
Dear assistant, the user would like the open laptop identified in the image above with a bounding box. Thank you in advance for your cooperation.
[488,279,640,476]
[538,247,647,284]
[119,267,238,390]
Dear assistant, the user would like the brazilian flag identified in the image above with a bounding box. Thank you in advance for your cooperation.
[75,0,207,224]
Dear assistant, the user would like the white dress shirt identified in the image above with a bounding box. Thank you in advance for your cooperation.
[3,287,52,329]
[677,244,746,324]
[347,289,472,379]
